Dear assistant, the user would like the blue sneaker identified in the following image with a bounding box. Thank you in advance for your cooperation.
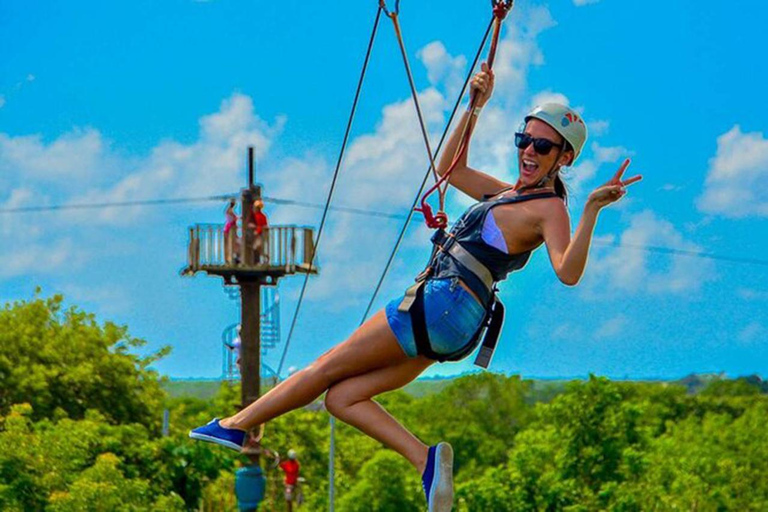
[189,418,246,452]
[422,442,454,512]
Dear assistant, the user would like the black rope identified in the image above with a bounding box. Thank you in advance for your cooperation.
[276,5,383,378]
[386,10,444,200]
[359,17,495,323]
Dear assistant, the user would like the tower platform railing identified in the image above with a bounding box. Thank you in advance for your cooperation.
[185,224,318,277]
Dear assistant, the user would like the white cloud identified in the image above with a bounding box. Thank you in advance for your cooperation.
[490,6,557,111]
[0,239,76,278]
[738,322,765,345]
[589,120,610,136]
[697,125,768,218]
[551,322,583,340]
[0,93,284,227]
[0,128,110,185]
[585,210,716,295]
[530,90,569,108]
[737,288,768,301]
[417,41,467,100]
[594,315,629,339]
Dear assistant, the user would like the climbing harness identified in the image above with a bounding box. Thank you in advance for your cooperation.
[381,0,515,229]
[398,192,560,368]
[378,0,518,368]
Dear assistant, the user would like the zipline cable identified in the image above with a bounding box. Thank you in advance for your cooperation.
[276,5,383,378]
[359,16,496,323]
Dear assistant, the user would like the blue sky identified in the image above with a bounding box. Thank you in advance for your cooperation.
[2,0,766,380]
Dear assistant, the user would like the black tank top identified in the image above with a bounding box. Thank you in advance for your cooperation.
[428,191,560,305]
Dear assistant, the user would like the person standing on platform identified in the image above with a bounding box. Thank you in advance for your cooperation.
[249,199,269,264]
[224,198,239,265]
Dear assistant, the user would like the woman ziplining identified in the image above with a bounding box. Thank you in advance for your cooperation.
[190,4,642,512]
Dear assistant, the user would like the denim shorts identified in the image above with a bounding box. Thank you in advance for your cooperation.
[385,277,486,359]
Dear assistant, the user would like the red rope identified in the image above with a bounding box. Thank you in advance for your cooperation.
[416,0,514,229]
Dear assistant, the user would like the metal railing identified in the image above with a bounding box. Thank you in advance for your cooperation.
[187,224,318,272]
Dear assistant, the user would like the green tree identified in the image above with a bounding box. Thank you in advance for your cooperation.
[47,452,184,511]
[0,294,167,428]
[338,451,423,512]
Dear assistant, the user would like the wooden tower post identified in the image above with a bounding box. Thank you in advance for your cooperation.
[182,146,318,409]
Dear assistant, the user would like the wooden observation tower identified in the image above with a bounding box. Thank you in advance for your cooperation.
[182,147,318,408]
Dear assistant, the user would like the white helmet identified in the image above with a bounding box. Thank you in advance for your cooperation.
[287,449,297,460]
[525,103,588,163]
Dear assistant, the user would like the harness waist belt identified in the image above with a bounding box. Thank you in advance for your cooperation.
[446,242,494,293]
[395,229,506,367]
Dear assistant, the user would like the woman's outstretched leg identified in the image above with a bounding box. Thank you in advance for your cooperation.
[218,309,416,431]
[324,356,433,471]
[324,352,455,511]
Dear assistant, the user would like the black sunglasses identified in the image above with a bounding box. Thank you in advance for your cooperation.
[514,132,563,155]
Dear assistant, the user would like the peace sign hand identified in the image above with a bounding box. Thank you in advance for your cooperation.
[587,159,643,210]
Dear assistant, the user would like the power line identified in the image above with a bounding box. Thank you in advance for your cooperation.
[0,194,406,220]
[1,192,765,268]
[593,240,768,267]
[263,196,404,220]
[0,195,232,213]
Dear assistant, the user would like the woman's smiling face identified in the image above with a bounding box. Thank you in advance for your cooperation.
[518,118,573,187]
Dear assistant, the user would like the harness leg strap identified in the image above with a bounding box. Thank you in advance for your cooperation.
[397,280,424,313]
[473,298,505,369]
[406,280,445,361]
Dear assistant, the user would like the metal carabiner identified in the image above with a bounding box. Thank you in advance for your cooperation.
[491,0,514,19]
[379,0,400,18]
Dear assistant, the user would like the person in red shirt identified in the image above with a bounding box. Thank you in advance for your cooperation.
[279,449,301,510]
[248,199,269,264]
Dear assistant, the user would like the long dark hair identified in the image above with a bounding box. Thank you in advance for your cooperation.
[553,140,574,204]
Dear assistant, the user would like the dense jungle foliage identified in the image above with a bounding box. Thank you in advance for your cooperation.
[1,295,767,511]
